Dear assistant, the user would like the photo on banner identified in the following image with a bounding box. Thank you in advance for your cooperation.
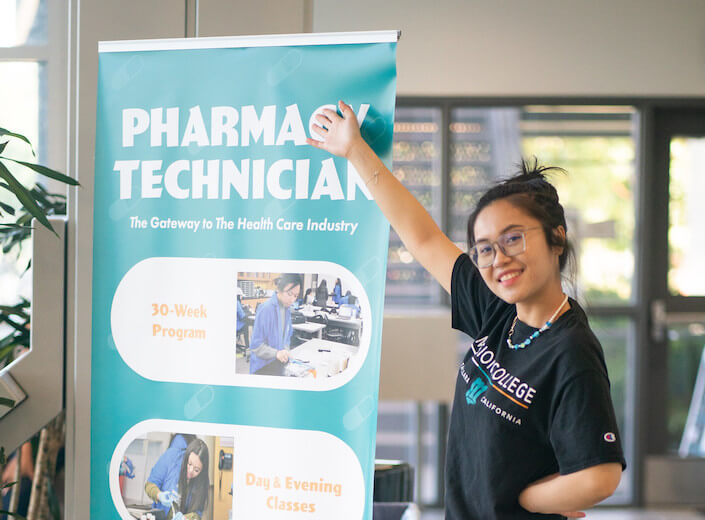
[117,432,233,520]
[236,270,364,378]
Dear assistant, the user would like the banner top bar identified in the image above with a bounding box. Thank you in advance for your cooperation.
[99,30,400,53]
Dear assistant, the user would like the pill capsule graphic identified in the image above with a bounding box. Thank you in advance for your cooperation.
[111,55,145,90]
[344,394,375,431]
[267,49,303,86]
[184,385,215,419]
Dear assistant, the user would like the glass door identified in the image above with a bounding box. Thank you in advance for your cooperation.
[644,108,705,505]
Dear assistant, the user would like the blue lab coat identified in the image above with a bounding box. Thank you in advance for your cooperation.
[332,284,349,305]
[147,435,187,515]
[249,293,293,373]
[236,300,246,332]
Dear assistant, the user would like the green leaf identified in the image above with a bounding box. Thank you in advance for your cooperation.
[0,127,35,156]
[0,140,8,154]
[1,481,18,490]
[0,510,27,519]
[0,223,29,230]
[0,397,15,408]
[1,157,79,186]
[0,161,56,235]
[0,318,27,334]
[16,213,33,226]
[0,305,30,319]
[0,335,21,353]
[0,201,16,215]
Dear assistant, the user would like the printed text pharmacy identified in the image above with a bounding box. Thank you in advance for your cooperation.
[112,103,376,201]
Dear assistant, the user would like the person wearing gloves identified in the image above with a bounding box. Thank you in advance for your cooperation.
[144,433,208,520]
[307,101,625,519]
[145,437,210,520]
[249,273,302,374]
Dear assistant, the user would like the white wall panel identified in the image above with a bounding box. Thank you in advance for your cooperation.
[313,0,705,97]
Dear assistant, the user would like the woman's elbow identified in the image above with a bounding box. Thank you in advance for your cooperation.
[587,463,622,502]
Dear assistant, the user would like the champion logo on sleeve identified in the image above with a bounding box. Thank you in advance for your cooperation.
[603,432,617,442]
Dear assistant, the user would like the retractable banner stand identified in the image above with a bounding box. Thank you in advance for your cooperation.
[91,32,397,519]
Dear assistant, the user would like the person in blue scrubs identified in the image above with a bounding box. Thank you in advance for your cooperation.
[236,288,247,345]
[249,273,302,374]
[145,436,209,519]
[332,278,350,305]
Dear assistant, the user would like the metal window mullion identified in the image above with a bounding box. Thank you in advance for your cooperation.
[0,46,50,60]
[44,0,69,179]
[441,100,452,306]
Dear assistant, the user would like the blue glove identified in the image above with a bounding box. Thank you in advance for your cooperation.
[156,489,180,506]
[173,513,185,520]
[119,457,135,479]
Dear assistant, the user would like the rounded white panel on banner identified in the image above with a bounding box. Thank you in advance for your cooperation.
[109,419,366,520]
[111,257,372,391]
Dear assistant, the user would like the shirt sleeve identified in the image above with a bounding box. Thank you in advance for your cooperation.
[549,370,627,474]
[450,253,499,338]
[251,305,275,349]
[146,450,169,489]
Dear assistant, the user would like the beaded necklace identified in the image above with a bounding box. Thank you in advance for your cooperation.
[506,294,569,350]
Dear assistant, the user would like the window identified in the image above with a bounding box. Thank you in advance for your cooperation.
[0,0,66,366]
[668,136,705,297]
[0,0,50,304]
[386,107,443,306]
[380,101,639,505]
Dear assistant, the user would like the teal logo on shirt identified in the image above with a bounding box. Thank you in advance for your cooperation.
[466,377,488,405]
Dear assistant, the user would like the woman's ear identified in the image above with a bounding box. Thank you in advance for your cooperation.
[552,226,566,256]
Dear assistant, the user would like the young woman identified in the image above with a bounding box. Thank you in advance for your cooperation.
[303,287,316,305]
[332,277,350,305]
[314,279,329,308]
[308,102,625,519]
[145,436,209,520]
[249,273,302,374]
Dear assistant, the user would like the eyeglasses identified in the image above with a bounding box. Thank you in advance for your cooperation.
[469,227,541,268]
[284,287,300,298]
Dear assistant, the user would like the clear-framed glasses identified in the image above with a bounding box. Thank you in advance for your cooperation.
[469,227,542,268]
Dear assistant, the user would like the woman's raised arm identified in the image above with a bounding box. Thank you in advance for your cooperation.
[307,101,462,293]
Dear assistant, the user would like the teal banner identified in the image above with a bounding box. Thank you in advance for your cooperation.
[92,32,397,519]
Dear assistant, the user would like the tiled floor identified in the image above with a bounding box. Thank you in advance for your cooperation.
[419,509,705,519]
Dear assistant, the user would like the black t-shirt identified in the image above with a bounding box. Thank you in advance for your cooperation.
[446,253,626,520]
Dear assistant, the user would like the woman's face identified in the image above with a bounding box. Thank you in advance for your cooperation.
[186,451,203,481]
[277,283,300,308]
[472,199,562,306]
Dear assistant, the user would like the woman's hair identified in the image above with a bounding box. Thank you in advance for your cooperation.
[315,279,329,306]
[335,278,341,287]
[275,273,303,294]
[177,438,210,515]
[466,158,575,277]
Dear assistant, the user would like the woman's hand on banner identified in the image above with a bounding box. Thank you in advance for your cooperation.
[307,100,364,160]
[276,350,290,363]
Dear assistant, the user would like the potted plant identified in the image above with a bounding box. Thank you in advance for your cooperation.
[1,127,78,520]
